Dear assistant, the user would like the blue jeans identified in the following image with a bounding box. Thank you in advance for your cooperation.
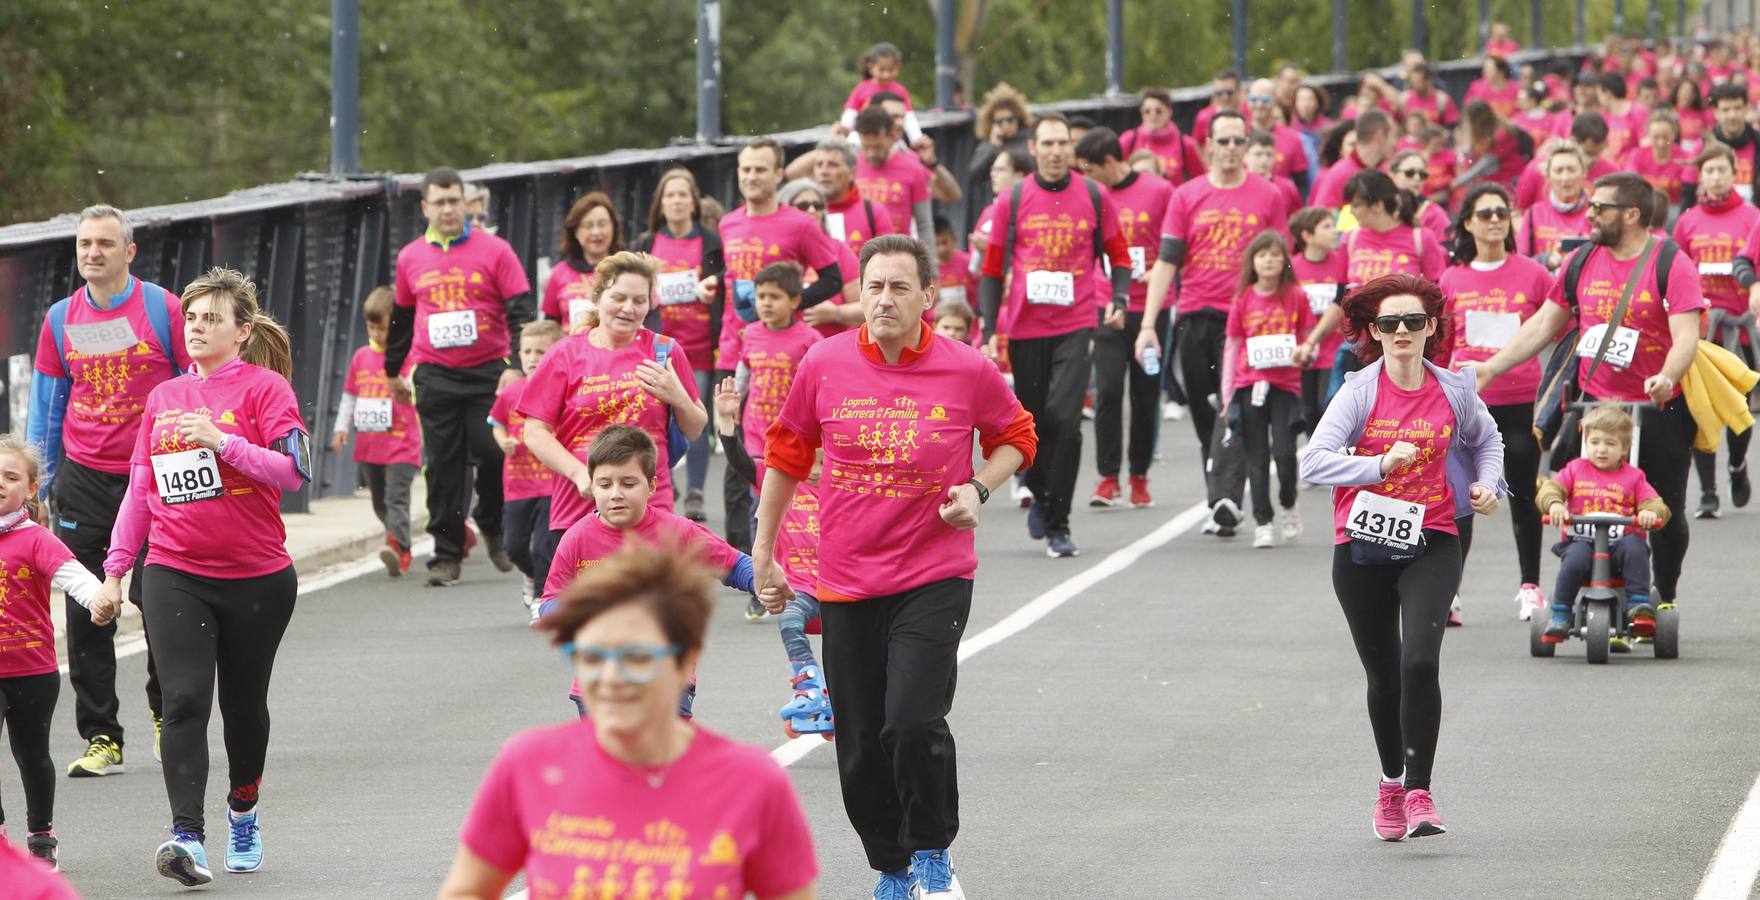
[1552,533,1654,605]
[779,592,822,663]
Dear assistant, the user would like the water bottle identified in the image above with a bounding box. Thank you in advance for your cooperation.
[1140,345,1161,377]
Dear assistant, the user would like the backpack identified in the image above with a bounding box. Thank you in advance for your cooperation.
[652,333,689,462]
[1532,239,1678,449]
[1000,176,1107,279]
[48,281,182,375]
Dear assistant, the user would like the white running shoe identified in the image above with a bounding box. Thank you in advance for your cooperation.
[1253,524,1277,548]
[1514,583,1545,621]
[1012,481,1034,508]
[1278,508,1302,543]
[1163,404,1187,421]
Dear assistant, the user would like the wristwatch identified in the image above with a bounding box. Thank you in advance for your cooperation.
[216,434,230,455]
[967,478,990,505]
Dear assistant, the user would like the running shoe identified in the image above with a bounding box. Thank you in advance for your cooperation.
[1514,583,1545,622]
[683,489,707,522]
[521,576,534,610]
[1447,597,1463,627]
[1696,491,1720,519]
[1278,507,1302,542]
[485,534,515,573]
[1046,532,1079,558]
[1543,604,1572,643]
[1129,475,1154,508]
[1163,403,1187,421]
[1252,524,1276,548]
[380,534,403,578]
[1403,789,1446,837]
[156,831,213,886]
[426,559,461,587]
[1209,498,1241,531]
[225,808,263,873]
[1081,392,1095,420]
[1012,479,1033,509]
[1733,463,1752,508]
[27,830,57,872]
[1088,476,1122,508]
[874,866,916,900]
[911,849,965,899]
[1199,519,1237,538]
[1627,599,1657,637]
[462,526,478,559]
[67,734,123,777]
[153,712,164,763]
[1373,780,1407,841]
[1026,502,1046,540]
[745,596,769,621]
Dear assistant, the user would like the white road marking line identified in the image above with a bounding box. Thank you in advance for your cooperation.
[1695,772,1760,900]
[58,536,437,675]
[769,502,1209,768]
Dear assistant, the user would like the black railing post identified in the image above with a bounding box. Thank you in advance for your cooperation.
[695,0,721,141]
[328,0,359,174]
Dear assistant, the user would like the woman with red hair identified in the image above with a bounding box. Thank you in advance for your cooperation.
[1298,274,1505,845]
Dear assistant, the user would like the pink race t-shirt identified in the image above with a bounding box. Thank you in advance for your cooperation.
[1517,202,1591,261]
[1227,284,1315,395]
[1162,174,1290,315]
[1404,90,1460,127]
[844,78,913,113]
[991,174,1125,339]
[516,329,700,532]
[1466,79,1520,118]
[33,278,190,475]
[740,321,822,464]
[1309,153,1366,210]
[0,523,77,678]
[1626,146,1695,204]
[394,228,532,370]
[1266,124,1311,177]
[1331,369,1460,543]
[1673,196,1760,315]
[1345,224,1447,285]
[133,360,307,579]
[343,343,421,468]
[543,506,741,600]
[648,229,715,373]
[716,206,841,369]
[1544,243,1706,401]
[1120,124,1191,185]
[774,331,1025,600]
[1293,250,1349,368]
[540,260,597,333]
[1515,156,1618,211]
[490,377,555,502]
[1601,103,1651,161]
[856,150,932,238]
[936,250,978,307]
[1440,256,1556,406]
[460,722,817,900]
[1551,456,1662,529]
[776,480,822,596]
[1108,171,1176,312]
[825,190,898,259]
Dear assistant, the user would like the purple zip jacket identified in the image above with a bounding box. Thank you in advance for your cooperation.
[1299,357,1509,520]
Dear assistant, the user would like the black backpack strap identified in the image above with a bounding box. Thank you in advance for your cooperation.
[1001,181,1024,275]
[1086,176,1105,259]
[1563,242,1593,312]
[1654,238,1678,302]
[864,200,877,238]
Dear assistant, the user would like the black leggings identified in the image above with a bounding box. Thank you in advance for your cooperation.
[1332,532,1463,792]
[144,565,297,839]
[1458,404,1543,585]
[1236,386,1299,525]
[0,672,59,832]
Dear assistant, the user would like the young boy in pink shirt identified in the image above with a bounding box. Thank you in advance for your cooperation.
[330,287,422,577]
[1536,404,1670,641]
[490,319,564,613]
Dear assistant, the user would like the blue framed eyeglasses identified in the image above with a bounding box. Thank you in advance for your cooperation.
[560,643,681,684]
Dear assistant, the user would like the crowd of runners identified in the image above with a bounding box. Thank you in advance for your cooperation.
[3,22,1759,900]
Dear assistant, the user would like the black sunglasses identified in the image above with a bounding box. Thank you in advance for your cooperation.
[1213,136,1250,147]
[1472,207,1512,221]
[1374,313,1432,334]
[993,115,1020,126]
[1395,167,1428,179]
[793,200,825,211]
[1588,200,1635,215]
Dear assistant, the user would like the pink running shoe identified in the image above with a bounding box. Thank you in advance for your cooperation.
[1515,583,1545,622]
[1404,788,1447,838]
[1374,780,1407,841]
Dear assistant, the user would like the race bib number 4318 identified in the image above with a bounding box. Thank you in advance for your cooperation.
[1346,491,1424,548]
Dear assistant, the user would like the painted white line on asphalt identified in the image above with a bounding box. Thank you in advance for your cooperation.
[768,501,1210,768]
[58,536,438,675]
[1695,772,1760,900]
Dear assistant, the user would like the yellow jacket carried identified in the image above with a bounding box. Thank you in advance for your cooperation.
[1680,340,1759,452]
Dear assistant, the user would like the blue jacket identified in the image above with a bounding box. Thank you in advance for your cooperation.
[1299,358,1509,519]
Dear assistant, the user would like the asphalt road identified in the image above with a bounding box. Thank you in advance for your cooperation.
[15,410,1760,900]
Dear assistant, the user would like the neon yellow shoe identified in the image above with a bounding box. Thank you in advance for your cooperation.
[67,734,124,777]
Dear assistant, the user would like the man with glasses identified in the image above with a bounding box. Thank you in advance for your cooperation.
[1247,77,1311,197]
[1475,171,1705,620]
[1136,110,1290,536]
[813,139,897,258]
[1311,110,1396,210]
[388,167,532,585]
[1193,70,1245,147]
[979,113,1134,558]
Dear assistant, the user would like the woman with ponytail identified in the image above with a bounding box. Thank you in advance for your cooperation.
[1341,169,1448,285]
[96,266,308,887]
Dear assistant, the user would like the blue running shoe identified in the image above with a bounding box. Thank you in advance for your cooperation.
[1026,501,1046,540]
[156,830,213,887]
[226,808,263,872]
[911,849,965,898]
[874,865,915,900]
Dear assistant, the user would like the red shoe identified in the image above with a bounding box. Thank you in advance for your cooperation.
[462,526,477,560]
[1088,476,1121,508]
[1374,780,1407,842]
[380,535,404,578]
[1129,475,1153,508]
